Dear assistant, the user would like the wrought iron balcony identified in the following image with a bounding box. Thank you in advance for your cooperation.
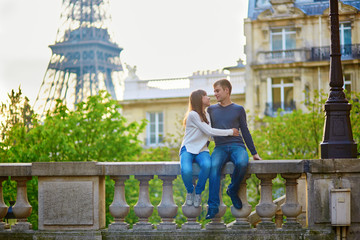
[264,101,296,117]
[311,44,360,61]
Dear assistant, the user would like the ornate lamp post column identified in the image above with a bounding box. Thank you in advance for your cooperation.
[320,0,357,158]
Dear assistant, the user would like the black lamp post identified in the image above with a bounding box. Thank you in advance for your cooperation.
[320,0,357,158]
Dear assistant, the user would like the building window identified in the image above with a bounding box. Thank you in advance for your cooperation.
[270,28,296,58]
[343,74,351,93]
[340,23,352,56]
[146,112,164,146]
[266,78,295,116]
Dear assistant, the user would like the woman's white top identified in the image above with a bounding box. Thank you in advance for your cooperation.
[180,110,233,154]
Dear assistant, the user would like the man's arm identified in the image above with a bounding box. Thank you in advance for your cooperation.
[238,106,257,156]
[253,153,262,160]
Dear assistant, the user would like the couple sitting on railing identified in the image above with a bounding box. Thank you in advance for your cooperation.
[179,79,262,220]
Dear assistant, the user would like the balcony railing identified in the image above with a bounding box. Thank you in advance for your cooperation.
[256,49,310,64]
[0,159,359,239]
[264,101,296,117]
[255,44,360,64]
[311,44,360,61]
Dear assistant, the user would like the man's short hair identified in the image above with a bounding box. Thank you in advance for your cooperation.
[213,79,232,95]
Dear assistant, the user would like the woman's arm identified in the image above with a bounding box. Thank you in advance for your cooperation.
[188,111,234,136]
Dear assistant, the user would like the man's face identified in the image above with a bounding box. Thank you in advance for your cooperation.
[213,85,228,102]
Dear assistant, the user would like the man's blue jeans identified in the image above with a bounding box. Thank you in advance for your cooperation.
[208,144,249,209]
[180,146,211,194]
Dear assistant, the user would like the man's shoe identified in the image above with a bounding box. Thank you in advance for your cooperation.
[185,192,194,206]
[205,208,219,219]
[226,188,242,209]
[194,194,201,208]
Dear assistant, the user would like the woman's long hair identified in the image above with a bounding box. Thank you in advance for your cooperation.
[183,89,209,126]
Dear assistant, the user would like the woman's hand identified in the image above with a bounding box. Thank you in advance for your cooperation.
[232,128,239,136]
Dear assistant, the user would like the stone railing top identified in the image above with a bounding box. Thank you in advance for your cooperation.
[308,159,360,173]
[0,163,32,177]
[0,159,359,177]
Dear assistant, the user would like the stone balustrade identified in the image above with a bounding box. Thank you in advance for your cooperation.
[0,159,359,240]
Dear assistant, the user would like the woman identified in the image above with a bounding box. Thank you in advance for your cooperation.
[180,89,239,207]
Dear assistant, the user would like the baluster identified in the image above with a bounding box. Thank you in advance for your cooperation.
[296,173,307,227]
[206,174,227,230]
[109,176,129,231]
[157,175,178,230]
[230,174,252,229]
[281,173,302,229]
[133,176,154,230]
[11,177,32,231]
[255,174,277,229]
[182,177,201,230]
[275,209,283,228]
[0,177,8,230]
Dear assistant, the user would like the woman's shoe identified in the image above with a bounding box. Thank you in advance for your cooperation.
[185,192,194,206]
[194,194,201,207]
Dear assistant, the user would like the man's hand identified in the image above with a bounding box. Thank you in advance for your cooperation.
[253,153,262,160]
[232,128,239,136]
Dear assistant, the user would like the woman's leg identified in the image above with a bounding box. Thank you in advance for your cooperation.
[194,151,211,194]
[180,147,195,193]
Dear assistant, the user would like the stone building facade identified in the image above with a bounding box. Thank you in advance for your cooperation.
[244,0,360,118]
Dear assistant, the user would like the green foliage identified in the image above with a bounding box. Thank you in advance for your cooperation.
[0,90,146,163]
[348,91,360,154]
[252,90,327,160]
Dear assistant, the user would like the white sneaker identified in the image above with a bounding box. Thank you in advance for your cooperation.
[185,192,194,206]
[194,193,202,208]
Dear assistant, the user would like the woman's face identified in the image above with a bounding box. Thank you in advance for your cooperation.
[202,94,211,107]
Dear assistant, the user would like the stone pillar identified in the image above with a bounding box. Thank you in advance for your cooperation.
[109,176,129,231]
[231,175,252,229]
[255,174,277,229]
[281,173,302,229]
[133,176,154,230]
[11,177,32,231]
[157,175,178,230]
[0,177,8,230]
[182,177,201,230]
[206,175,227,230]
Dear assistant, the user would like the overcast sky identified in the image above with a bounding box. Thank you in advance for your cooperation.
[0,0,248,105]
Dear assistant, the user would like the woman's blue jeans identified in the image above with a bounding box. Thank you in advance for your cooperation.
[207,144,249,209]
[180,146,211,194]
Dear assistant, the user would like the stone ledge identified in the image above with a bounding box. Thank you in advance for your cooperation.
[308,158,360,173]
[0,160,309,177]
[0,163,32,177]
[8,159,359,178]
[32,162,104,176]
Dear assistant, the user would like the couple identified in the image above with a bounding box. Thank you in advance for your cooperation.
[179,79,261,220]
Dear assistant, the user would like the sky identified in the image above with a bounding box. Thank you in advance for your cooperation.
[0,0,248,105]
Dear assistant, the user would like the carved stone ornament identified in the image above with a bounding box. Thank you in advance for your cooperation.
[257,0,305,20]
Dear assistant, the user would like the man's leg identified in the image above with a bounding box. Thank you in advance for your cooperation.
[226,146,249,209]
[206,146,227,219]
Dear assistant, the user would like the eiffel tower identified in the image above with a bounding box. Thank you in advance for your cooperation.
[34,0,123,114]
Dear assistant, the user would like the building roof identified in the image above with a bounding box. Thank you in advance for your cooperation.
[248,0,360,20]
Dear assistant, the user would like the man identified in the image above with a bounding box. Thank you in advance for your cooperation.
[206,79,261,219]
